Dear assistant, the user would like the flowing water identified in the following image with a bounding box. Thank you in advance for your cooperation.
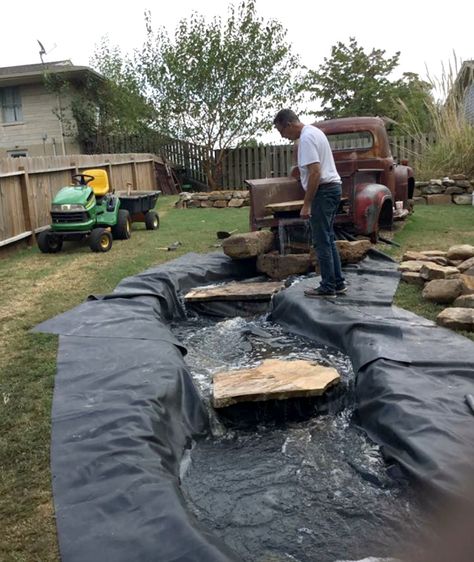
[171,314,429,562]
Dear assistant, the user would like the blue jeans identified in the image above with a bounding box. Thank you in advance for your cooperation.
[310,183,345,292]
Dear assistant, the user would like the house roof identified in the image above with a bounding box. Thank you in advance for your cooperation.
[0,60,104,87]
[455,60,474,90]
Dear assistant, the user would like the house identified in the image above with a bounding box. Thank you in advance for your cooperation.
[453,60,474,124]
[0,60,103,158]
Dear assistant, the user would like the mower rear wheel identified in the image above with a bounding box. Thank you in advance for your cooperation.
[145,210,160,230]
[112,209,131,240]
[37,230,63,253]
[89,228,113,252]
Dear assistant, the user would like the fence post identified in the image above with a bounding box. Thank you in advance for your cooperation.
[131,156,138,191]
[234,148,241,188]
[18,167,37,244]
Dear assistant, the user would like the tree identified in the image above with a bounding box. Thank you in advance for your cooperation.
[89,38,157,137]
[138,0,304,187]
[43,41,157,151]
[306,38,433,132]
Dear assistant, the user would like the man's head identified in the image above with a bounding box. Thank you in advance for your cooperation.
[273,109,304,141]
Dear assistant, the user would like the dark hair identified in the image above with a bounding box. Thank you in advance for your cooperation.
[273,108,299,127]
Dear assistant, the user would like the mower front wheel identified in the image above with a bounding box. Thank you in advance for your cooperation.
[112,209,131,240]
[145,210,160,230]
[37,230,63,253]
[89,228,113,252]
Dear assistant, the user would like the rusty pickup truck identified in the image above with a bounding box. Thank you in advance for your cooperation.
[246,116,414,242]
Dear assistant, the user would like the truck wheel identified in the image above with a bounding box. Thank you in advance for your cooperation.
[112,209,131,240]
[37,230,63,253]
[89,228,113,252]
[144,211,160,230]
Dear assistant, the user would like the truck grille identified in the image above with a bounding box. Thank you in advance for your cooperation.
[51,211,89,224]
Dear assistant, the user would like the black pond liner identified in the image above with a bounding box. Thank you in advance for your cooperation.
[33,252,474,562]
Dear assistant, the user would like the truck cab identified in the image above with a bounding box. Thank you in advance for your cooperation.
[247,116,415,241]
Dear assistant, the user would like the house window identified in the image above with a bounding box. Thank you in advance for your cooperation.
[1,87,23,123]
[7,149,28,158]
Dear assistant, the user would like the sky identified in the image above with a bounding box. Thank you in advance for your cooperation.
[1,0,471,144]
[2,0,471,81]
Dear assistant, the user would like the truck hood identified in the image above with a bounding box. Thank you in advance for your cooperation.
[53,186,93,206]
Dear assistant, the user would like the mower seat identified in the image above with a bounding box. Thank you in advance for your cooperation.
[83,168,110,197]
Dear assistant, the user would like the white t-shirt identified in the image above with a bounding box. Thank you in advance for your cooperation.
[297,125,341,191]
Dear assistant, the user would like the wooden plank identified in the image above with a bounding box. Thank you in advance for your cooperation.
[18,168,36,243]
[0,181,8,241]
[234,147,241,188]
[184,281,284,302]
[0,170,24,178]
[212,358,340,408]
[265,200,304,213]
[229,149,236,188]
[0,231,33,247]
[240,148,246,187]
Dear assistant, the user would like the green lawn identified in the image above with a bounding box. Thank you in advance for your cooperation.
[0,199,472,560]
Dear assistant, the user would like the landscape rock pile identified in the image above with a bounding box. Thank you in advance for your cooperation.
[222,231,371,280]
[175,190,250,208]
[399,244,474,331]
[413,174,474,205]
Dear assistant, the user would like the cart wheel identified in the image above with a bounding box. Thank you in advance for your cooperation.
[145,210,160,230]
[37,230,63,253]
[112,209,131,240]
[89,228,113,252]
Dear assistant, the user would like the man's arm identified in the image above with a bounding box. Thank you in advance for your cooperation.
[300,162,321,219]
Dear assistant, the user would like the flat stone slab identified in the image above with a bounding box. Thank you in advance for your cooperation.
[212,359,340,408]
[265,200,304,213]
[184,281,284,302]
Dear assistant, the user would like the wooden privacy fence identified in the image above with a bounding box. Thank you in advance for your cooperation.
[389,133,437,162]
[0,154,158,249]
[84,132,438,188]
[167,134,436,189]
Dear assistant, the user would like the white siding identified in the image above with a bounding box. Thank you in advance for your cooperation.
[0,82,80,157]
[463,83,474,124]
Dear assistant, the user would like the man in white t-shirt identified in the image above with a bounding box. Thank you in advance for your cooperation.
[273,109,346,297]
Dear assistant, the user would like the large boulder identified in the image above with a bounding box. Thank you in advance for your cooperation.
[453,294,474,308]
[422,278,464,304]
[447,244,474,261]
[256,252,314,280]
[222,230,274,259]
[335,240,372,263]
[436,308,474,332]
[425,194,452,205]
[419,263,460,281]
[421,184,444,195]
[461,274,474,295]
[401,272,425,287]
[419,250,448,257]
[453,194,473,205]
[458,256,474,273]
[399,260,433,273]
[402,251,447,265]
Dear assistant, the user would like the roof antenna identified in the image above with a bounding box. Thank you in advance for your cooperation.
[37,40,46,64]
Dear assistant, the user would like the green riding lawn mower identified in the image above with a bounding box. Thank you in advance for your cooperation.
[37,168,160,253]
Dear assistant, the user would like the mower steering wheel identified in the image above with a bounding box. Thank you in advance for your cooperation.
[72,173,95,186]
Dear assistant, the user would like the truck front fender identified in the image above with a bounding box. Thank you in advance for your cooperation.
[353,183,392,235]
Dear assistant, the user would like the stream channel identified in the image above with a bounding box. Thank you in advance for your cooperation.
[171,312,429,562]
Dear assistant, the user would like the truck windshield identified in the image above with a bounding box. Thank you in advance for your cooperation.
[326,131,373,151]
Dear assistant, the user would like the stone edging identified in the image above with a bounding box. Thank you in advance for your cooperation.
[414,174,474,205]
